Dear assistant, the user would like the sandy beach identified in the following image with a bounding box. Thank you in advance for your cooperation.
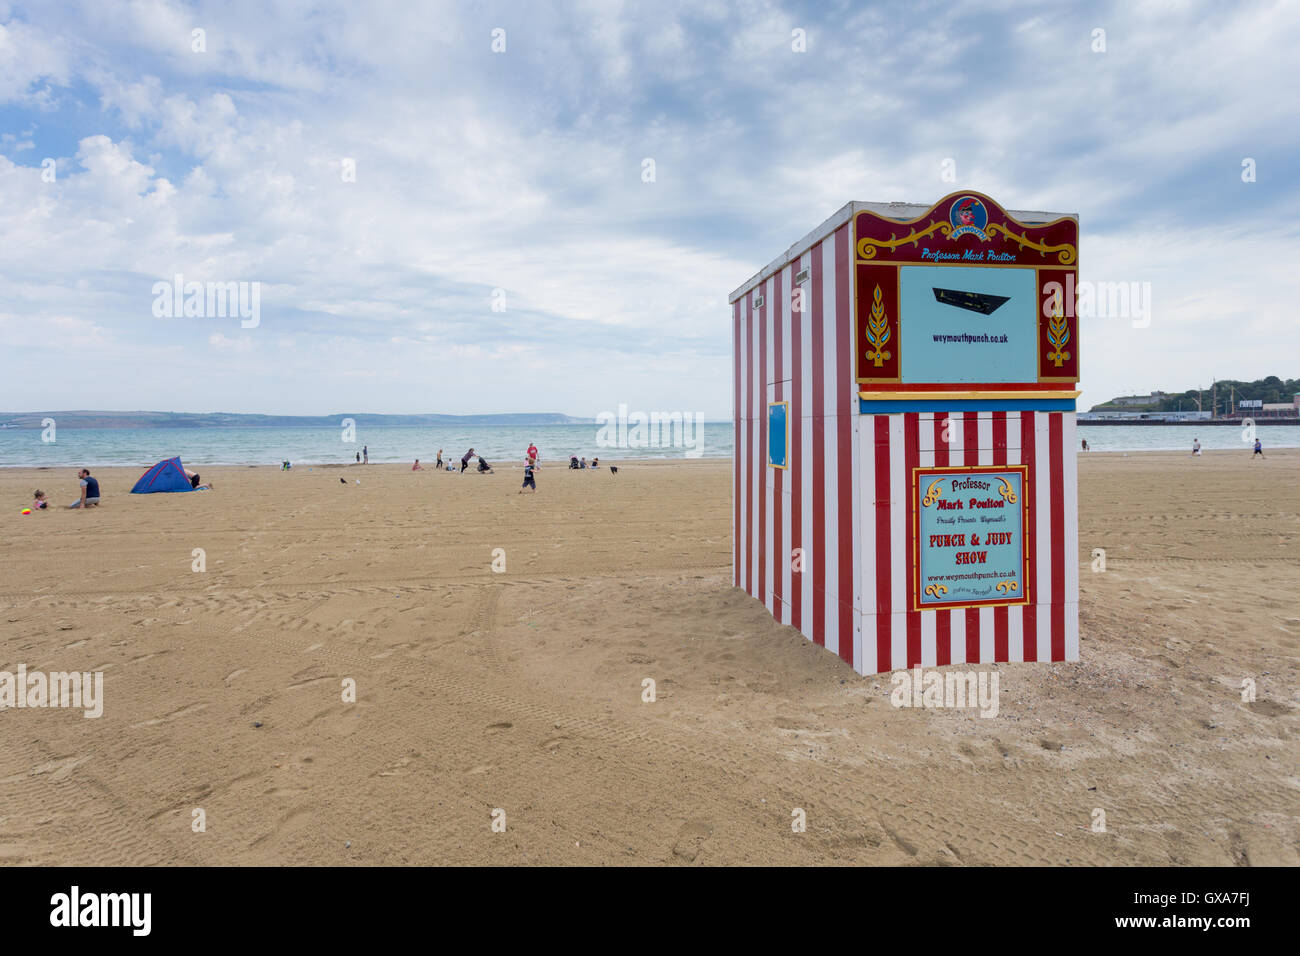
[0,450,1296,866]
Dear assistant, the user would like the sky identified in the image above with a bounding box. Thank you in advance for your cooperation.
[0,0,1297,419]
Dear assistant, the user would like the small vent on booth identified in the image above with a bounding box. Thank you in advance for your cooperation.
[794,268,810,285]
[753,294,765,309]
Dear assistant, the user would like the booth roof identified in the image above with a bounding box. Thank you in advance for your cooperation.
[728,199,1079,304]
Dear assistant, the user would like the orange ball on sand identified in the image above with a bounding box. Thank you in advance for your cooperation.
[21,508,32,515]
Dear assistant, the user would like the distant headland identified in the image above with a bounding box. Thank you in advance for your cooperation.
[0,410,595,429]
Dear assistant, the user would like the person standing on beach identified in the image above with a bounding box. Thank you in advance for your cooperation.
[527,441,539,466]
[520,457,537,494]
[1253,438,1265,458]
[1191,438,1201,457]
[461,448,474,475]
[363,445,369,464]
[436,449,444,469]
[69,468,100,509]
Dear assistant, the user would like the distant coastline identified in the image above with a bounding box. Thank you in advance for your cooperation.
[1079,418,1299,426]
[0,410,595,429]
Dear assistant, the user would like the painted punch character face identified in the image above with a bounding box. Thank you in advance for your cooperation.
[948,196,989,237]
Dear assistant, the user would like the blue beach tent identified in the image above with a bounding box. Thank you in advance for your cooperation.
[131,457,193,494]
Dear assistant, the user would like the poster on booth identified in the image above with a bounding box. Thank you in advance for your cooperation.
[912,465,1030,610]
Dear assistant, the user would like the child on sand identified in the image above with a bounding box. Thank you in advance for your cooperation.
[412,459,424,470]
[520,458,537,493]
[32,490,49,510]
[1191,438,1201,457]
[1253,438,1265,458]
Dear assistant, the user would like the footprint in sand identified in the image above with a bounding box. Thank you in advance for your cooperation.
[287,675,335,690]
[263,786,309,797]
[671,820,714,862]
[131,703,207,729]
[1246,699,1293,718]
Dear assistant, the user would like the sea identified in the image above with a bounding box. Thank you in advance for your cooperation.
[1,422,1296,469]
[0,422,730,468]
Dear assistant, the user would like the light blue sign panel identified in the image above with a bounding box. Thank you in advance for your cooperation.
[915,468,1026,608]
[899,265,1037,383]
[767,401,787,468]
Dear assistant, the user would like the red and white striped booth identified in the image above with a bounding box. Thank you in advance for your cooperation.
[729,193,1080,675]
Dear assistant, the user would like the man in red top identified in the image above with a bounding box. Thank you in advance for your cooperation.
[527,441,539,466]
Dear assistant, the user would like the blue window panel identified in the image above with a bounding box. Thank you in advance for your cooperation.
[768,401,788,469]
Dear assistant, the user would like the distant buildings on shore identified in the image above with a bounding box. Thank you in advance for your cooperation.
[1081,391,1299,424]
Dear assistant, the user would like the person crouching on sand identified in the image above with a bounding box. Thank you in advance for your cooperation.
[32,490,49,510]
[412,459,424,470]
[477,455,494,474]
[520,457,537,494]
[1191,438,1202,457]
[69,469,100,508]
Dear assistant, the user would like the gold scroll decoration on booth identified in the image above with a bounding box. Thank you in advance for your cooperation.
[856,220,950,259]
[921,479,944,507]
[983,223,1077,265]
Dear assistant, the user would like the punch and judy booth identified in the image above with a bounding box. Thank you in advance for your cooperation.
[730,192,1080,676]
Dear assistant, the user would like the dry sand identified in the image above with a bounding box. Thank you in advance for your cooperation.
[0,450,1296,866]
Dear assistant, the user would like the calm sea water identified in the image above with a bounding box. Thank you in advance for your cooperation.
[0,423,732,468]
[1,422,1295,469]
[1073,424,1300,453]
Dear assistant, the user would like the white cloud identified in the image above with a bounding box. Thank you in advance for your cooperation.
[0,0,1296,419]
